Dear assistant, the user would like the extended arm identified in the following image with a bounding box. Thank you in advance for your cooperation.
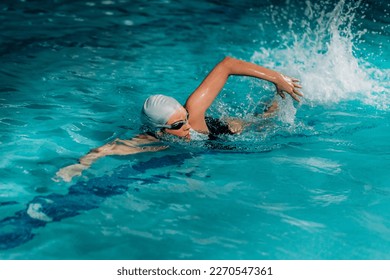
[55,134,167,182]
[185,56,303,132]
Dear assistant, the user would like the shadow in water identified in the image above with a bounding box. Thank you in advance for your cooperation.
[0,153,195,250]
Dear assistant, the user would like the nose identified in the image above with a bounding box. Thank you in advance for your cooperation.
[183,121,191,130]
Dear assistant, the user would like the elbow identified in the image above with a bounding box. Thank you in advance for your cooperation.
[219,56,236,73]
[221,56,234,65]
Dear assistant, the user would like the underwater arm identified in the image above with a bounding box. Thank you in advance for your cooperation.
[55,134,168,182]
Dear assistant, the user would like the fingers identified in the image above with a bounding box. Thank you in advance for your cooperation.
[52,175,62,183]
[290,81,303,101]
[277,89,286,99]
[285,78,302,92]
[290,93,301,102]
[283,75,300,83]
[53,171,71,182]
[278,88,302,102]
[293,88,304,97]
[285,88,302,102]
[293,83,302,88]
[278,75,303,102]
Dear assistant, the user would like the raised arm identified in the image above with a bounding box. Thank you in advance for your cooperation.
[55,134,167,182]
[185,57,303,131]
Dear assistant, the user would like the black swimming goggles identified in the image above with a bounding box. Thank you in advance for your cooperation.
[159,113,189,130]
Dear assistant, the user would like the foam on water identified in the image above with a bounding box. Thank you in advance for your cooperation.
[252,0,389,110]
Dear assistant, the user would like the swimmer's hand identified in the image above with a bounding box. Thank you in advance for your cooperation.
[226,118,247,134]
[276,74,303,102]
[54,163,88,182]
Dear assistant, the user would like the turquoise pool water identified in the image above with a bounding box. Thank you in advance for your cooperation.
[0,0,389,259]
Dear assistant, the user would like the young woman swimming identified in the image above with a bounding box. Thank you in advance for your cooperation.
[56,56,303,182]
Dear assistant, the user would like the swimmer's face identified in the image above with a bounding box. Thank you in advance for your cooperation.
[163,107,191,140]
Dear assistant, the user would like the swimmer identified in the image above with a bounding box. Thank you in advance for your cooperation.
[56,56,302,182]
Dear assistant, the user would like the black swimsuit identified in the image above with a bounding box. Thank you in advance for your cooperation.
[204,117,237,150]
[205,117,233,139]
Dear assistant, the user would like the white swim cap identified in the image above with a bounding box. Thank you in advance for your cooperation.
[141,94,182,129]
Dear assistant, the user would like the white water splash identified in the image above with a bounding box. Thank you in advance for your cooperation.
[252,0,388,110]
[276,96,297,125]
